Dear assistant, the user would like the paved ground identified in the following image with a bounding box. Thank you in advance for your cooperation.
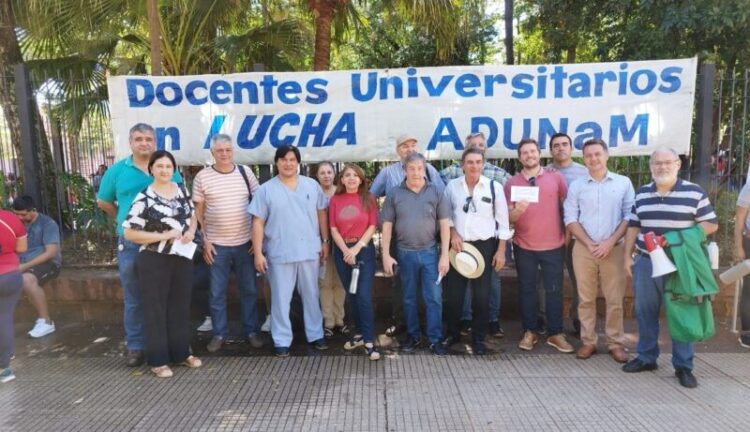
[2,318,749,431]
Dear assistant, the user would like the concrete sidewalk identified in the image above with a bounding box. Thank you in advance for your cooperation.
[2,316,750,431]
[2,351,749,431]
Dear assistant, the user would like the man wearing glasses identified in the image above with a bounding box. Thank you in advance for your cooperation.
[440,132,512,339]
[505,138,573,353]
[442,147,511,355]
[623,148,717,388]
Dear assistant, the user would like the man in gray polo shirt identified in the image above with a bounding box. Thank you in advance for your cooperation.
[381,153,451,356]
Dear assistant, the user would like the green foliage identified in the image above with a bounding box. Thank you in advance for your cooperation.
[714,189,738,267]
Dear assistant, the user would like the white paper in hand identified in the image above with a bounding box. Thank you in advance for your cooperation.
[171,240,197,259]
[510,186,539,203]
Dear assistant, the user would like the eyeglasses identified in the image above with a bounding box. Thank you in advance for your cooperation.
[528,176,536,186]
[462,196,476,213]
[650,160,679,168]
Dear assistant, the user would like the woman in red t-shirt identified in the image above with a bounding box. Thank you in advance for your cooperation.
[329,164,380,360]
[0,208,28,383]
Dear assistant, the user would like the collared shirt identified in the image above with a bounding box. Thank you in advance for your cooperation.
[247,176,328,263]
[122,185,194,255]
[20,213,62,266]
[369,161,445,198]
[440,162,512,185]
[735,182,750,232]
[504,167,568,251]
[444,175,511,241]
[97,156,183,235]
[382,181,450,250]
[547,161,588,187]
[628,178,717,253]
[563,171,635,243]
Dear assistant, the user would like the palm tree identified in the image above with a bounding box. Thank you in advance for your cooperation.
[306,0,461,71]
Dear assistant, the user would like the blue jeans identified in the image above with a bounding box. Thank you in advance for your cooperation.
[333,242,376,343]
[514,245,564,335]
[461,271,501,322]
[118,236,144,351]
[632,255,694,370]
[209,242,259,338]
[397,246,443,344]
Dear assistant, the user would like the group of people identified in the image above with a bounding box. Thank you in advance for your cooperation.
[0,120,745,390]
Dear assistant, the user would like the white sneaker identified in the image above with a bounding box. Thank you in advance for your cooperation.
[28,319,55,338]
[197,316,213,332]
[261,314,271,333]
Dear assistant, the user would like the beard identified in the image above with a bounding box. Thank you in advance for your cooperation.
[653,173,677,186]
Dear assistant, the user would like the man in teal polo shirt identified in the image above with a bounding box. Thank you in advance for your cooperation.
[97,123,182,367]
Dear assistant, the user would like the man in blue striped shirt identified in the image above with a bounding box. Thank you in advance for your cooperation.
[623,148,718,388]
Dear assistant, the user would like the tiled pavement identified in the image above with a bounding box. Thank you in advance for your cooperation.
[2,350,749,431]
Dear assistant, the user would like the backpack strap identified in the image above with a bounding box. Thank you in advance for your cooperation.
[490,179,498,236]
[237,165,253,203]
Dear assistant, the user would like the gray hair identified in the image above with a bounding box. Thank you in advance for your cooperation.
[650,147,680,159]
[403,152,427,169]
[210,133,233,148]
[128,123,155,140]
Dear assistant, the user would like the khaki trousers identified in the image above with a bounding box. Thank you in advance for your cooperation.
[572,241,625,348]
[319,254,345,328]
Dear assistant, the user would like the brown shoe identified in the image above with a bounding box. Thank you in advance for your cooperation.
[547,334,574,353]
[518,331,539,351]
[576,344,597,359]
[609,346,629,363]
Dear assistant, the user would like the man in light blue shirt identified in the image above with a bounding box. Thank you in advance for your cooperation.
[248,145,329,357]
[563,138,634,363]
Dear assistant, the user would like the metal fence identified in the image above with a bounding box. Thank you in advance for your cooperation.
[1,65,748,267]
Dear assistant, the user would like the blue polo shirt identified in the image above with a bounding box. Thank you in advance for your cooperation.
[97,156,183,235]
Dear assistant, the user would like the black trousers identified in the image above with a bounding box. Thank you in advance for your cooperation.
[137,251,193,366]
[444,238,496,343]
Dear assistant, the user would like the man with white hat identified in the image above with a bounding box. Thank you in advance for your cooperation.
[442,147,511,355]
[371,134,445,338]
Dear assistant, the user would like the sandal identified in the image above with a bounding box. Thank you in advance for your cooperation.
[365,343,381,361]
[324,327,334,339]
[151,365,173,378]
[181,356,202,368]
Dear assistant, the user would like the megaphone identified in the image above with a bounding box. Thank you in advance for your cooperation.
[719,259,750,284]
[644,232,677,277]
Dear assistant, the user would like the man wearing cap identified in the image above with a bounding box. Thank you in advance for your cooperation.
[505,138,573,353]
[440,132,511,339]
[563,139,634,362]
[623,147,717,388]
[371,134,445,338]
[442,147,511,355]
[381,152,451,355]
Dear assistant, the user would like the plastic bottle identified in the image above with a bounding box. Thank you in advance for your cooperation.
[349,263,360,294]
[707,241,719,270]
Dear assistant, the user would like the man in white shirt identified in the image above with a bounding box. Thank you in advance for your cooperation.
[442,147,512,355]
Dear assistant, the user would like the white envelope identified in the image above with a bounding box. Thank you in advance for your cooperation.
[171,240,197,259]
[510,186,539,203]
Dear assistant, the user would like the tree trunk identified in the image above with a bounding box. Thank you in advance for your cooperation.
[147,0,162,75]
[0,0,24,172]
[566,46,576,63]
[310,0,336,71]
[504,0,514,65]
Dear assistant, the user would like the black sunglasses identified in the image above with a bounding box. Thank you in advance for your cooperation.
[462,196,476,213]
[528,176,536,186]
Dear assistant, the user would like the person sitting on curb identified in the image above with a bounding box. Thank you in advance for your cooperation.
[12,195,61,338]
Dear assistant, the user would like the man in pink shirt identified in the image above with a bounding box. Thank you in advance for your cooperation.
[505,138,574,353]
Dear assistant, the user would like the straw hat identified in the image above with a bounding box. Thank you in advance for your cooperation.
[449,243,485,279]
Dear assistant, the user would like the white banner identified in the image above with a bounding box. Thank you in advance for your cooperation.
[107,58,697,164]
